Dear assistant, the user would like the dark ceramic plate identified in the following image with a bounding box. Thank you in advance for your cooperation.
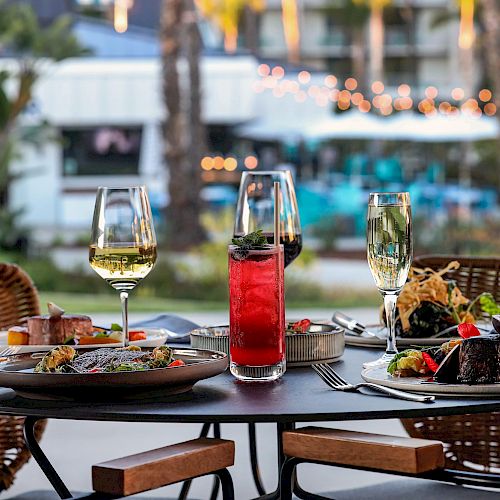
[0,348,228,400]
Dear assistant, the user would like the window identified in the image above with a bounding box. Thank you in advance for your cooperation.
[62,126,142,176]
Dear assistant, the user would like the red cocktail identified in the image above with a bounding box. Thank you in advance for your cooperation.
[229,244,285,381]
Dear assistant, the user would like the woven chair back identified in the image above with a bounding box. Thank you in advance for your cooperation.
[403,255,500,474]
[0,263,46,491]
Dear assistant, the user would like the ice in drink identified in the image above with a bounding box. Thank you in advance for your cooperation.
[228,244,285,381]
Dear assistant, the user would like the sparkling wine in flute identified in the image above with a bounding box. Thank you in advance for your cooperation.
[367,204,412,292]
[89,244,157,291]
[365,192,412,368]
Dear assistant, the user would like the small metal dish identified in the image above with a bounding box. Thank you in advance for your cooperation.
[190,323,345,367]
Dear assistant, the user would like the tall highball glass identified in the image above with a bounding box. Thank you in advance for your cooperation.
[366,192,412,367]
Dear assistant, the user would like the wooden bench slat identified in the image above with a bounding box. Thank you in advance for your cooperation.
[92,437,234,496]
[283,427,444,474]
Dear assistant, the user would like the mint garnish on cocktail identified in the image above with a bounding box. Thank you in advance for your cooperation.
[231,230,270,260]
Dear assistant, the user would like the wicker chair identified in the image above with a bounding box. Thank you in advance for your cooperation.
[0,263,46,492]
[402,255,500,477]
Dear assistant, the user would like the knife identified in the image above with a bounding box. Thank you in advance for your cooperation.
[332,312,386,340]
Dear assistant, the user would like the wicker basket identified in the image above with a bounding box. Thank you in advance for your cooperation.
[402,255,500,475]
[0,263,46,491]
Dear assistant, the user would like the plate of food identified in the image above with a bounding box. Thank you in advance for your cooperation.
[345,261,499,348]
[361,322,500,396]
[0,344,228,399]
[190,319,345,366]
[0,303,168,353]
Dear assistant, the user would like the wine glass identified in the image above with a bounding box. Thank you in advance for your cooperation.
[366,192,412,367]
[234,171,301,268]
[89,186,157,346]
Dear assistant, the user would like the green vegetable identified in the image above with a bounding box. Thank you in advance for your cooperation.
[108,362,148,372]
[94,332,108,338]
[231,230,268,248]
[387,350,414,375]
[480,293,500,316]
[110,323,123,331]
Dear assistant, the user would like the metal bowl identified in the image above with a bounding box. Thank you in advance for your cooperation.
[190,323,345,367]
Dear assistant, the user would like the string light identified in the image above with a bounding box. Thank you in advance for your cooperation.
[224,157,238,171]
[213,156,224,170]
[200,156,213,171]
[254,66,495,118]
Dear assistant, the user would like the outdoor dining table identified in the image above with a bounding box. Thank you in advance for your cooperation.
[0,345,499,500]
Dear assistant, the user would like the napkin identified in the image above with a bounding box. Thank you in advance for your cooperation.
[130,314,200,344]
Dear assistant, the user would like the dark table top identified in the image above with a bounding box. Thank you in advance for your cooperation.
[0,346,498,424]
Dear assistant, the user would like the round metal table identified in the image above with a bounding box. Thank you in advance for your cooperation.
[1,346,498,499]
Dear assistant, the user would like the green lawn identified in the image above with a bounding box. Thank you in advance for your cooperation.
[39,291,380,314]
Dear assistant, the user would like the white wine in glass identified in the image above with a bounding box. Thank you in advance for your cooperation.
[366,192,412,367]
[89,186,157,346]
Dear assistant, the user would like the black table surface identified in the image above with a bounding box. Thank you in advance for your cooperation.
[0,346,498,423]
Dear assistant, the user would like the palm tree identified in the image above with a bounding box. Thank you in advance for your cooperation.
[479,0,499,109]
[0,2,88,249]
[161,0,207,249]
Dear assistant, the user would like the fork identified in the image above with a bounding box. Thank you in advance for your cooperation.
[0,346,22,358]
[312,363,435,403]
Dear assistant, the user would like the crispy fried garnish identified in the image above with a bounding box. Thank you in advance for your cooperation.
[396,261,470,331]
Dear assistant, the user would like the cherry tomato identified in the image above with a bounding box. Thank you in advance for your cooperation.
[168,359,186,367]
[129,331,147,341]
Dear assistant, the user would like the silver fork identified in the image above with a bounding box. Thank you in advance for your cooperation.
[312,363,435,403]
[0,346,22,358]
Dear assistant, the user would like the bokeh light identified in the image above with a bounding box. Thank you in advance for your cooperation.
[244,155,258,169]
[257,64,270,77]
[200,156,213,171]
[351,92,363,106]
[397,84,411,97]
[298,71,311,84]
[271,66,285,79]
[479,89,492,102]
[451,87,465,101]
[371,81,384,94]
[359,100,371,113]
[484,102,497,116]
[345,78,357,91]
[224,157,238,171]
[324,75,337,88]
[425,86,438,99]
[213,156,224,170]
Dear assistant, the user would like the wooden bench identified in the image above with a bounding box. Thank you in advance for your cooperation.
[92,437,235,498]
[280,427,445,499]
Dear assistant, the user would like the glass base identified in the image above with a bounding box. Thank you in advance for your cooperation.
[363,351,397,369]
[230,360,286,382]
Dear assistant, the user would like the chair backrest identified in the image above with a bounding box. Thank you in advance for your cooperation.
[403,254,499,474]
[0,263,41,329]
[0,263,45,492]
[413,254,500,303]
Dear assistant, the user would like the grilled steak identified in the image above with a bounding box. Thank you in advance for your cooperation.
[27,314,92,345]
[457,335,500,384]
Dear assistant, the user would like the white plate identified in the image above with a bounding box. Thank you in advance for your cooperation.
[345,323,492,348]
[361,365,500,396]
[0,328,168,354]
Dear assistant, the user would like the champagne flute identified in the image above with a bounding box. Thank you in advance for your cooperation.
[234,171,302,268]
[89,186,157,346]
[366,192,412,367]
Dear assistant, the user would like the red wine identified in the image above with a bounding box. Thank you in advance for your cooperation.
[233,233,302,268]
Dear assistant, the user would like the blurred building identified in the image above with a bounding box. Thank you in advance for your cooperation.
[256,0,478,94]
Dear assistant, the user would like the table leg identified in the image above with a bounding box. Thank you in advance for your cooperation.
[248,422,267,496]
[23,416,73,499]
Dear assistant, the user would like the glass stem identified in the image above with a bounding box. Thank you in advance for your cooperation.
[120,291,129,347]
[383,292,399,356]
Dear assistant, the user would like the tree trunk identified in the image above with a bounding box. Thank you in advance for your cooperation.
[479,0,500,108]
[243,5,259,55]
[351,28,366,93]
[160,0,207,250]
[368,5,384,83]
